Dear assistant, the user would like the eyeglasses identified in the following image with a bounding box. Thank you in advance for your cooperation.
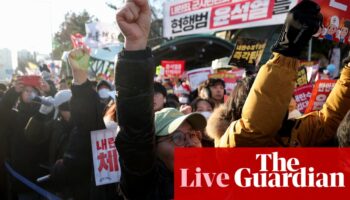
[158,130,202,147]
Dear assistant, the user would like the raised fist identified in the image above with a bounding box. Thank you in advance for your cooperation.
[116,0,151,51]
[271,0,323,58]
[68,48,90,85]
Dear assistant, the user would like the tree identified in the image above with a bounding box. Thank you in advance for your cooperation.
[52,10,97,59]
[106,0,165,48]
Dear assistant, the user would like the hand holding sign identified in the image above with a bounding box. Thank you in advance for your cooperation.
[68,48,90,85]
[116,0,151,51]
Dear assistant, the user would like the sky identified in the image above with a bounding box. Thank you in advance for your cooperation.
[0,0,118,54]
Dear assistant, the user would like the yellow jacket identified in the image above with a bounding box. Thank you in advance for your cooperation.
[216,53,350,147]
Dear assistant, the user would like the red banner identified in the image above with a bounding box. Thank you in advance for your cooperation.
[316,0,350,44]
[162,60,185,77]
[210,0,274,29]
[175,148,350,200]
[70,33,86,48]
[305,80,337,113]
[293,84,313,113]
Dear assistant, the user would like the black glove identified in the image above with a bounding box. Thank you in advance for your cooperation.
[343,51,350,67]
[271,0,323,58]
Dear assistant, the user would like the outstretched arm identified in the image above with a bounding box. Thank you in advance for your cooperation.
[114,0,157,199]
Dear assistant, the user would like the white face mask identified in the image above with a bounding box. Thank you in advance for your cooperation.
[200,111,212,120]
[98,88,110,99]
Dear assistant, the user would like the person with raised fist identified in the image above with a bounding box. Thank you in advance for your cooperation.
[211,0,350,148]
[114,0,207,199]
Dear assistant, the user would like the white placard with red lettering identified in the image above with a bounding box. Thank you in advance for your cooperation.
[91,129,120,186]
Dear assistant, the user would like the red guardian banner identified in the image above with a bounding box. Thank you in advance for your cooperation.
[175,148,350,200]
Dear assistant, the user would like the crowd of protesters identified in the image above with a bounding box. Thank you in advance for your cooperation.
[1,0,350,199]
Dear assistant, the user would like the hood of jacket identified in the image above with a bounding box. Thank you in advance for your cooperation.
[206,105,231,141]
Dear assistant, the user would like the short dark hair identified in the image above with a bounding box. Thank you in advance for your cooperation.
[207,78,225,88]
[154,82,167,97]
[337,110,350,147]
[191,98,215,112]
[97,80,112,90]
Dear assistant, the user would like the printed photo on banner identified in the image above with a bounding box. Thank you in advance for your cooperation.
[91,129,121,186]
[228,38,266,69]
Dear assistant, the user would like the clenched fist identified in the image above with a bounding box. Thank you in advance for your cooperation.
[116,0,151,51]
[68,48,90,85]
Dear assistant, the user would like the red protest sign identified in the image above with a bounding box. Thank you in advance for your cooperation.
[305,80,337,113]
[161,60,185,77]
[209,0,274,29]
[315,0,350,44]
[293,84,313,114]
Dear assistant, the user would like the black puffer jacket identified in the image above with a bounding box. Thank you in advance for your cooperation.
[0,88,48,193]
[49,81,117,200]
[115,49,174,199]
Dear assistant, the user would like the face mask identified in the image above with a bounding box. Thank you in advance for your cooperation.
[98,88,110,99]
[200,111,212,120]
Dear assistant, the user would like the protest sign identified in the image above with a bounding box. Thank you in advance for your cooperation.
[293,84,313,113]
[296,67,308,87]
[85,22,120,48]
[228,38,266,69]
[305,80,337,113]
[187,67,212,91]
[161,60,185,77]
[163,0,295,38]
[91,129,121,186]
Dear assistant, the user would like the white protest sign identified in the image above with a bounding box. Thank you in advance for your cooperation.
[187,67,212,91]
[91,129,121,186]
[85,22,120,48]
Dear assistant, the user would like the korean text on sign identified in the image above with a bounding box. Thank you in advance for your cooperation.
[305,80,337,113]
[211,0,273,28]
[91,129,121,186]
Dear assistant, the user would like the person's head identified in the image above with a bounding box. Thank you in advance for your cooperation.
[97,80,112,100]
[59,79,69,90]
[337,110,350,147]
[224,75,256,122]
[155,108,206,171]
[154,82,167,112]
[206,75,256,141]
[191,98,215,119]
[0,83,7,93]
[21,85,37,103]
[198,81,210,99]
[165,94,180,109]
[327,24,338,35]
[54,89,72,122]
[207,79,225,103]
